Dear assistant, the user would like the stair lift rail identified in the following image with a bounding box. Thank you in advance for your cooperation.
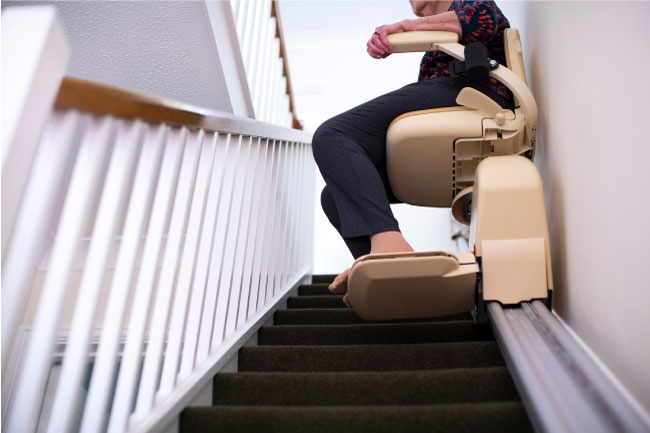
[2,8,314,433]
[488,301,650,433]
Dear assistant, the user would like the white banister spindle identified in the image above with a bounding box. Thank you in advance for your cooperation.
[1,111,78,381]
[292,144,304,274]
[286,143,302,282]
[80,124,167,433]
[177,132,236,378]
[240,0,257,73]
[274,75,287,126]
[230,0,240,19]
[237,138,270,326]
[262,36,281,123]
[224,137,262,339]
[243,0,264,76]
[277,141,294,292]
[209,135,251,349]
[257,140,282,309]
[268,141,289,298]
[289,143,305,276]
[7,115,115,433]
[227,0,297,127]
[247,140,277,317]
[269,61,283,124]
[188,133,244,367]
[294,144,309,274]
[250,0,271,109]
[258,21,277,122]
[107,125,188,433]
[158,130,212,397]
[46,119,144,433]
[286,142,300,282]
[273,65,285,125]
[278,142,297,286]
[235,0,249,46]
[133,127,201,417]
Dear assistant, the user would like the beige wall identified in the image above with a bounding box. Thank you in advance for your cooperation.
[499,1,650,410]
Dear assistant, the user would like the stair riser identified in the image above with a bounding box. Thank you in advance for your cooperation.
[287,296,346,309]
[181,403,533,433]
[212,368,519,406]
[274,309,473,325]
[258,322,493,345]
[238,342,505,372]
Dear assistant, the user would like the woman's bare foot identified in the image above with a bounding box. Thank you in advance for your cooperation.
[369,231,414,254]
[328,268,350,294]
[329,231,413,299]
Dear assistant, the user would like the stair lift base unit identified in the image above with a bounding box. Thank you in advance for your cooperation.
[348,155,552,322]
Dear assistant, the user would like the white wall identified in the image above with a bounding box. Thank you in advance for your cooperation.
[2,0,234,113]
[280,1,459,274]
[499,0,650,412]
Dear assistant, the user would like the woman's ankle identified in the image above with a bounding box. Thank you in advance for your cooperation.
[369,231,413,254]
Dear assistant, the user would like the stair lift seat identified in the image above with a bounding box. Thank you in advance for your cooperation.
[347,29,553,322]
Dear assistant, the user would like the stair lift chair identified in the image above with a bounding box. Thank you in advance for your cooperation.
[347,29,553,323]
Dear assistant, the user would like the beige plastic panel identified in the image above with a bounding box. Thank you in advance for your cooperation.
[481,237,548,303]
[386,107,484,207]
[387,31,459,53]
[504,29,527,86]
[470,155,553,291]
[348,251,477,321]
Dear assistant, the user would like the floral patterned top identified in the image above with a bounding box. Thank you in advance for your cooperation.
[418,0,512,101]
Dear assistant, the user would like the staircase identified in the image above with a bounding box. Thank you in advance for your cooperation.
[180,275,533,433]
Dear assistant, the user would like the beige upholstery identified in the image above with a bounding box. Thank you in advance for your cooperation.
[346,29,552,322]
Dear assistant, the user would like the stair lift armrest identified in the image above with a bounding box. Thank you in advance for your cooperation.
[387,31,460,53]
[387,31,538,151]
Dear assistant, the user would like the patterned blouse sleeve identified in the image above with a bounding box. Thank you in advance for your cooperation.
[454,0,499,44]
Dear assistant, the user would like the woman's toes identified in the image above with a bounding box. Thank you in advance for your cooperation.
[328,268,350,294]
[343,293,353,308]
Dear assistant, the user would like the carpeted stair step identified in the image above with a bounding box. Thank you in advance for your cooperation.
[287,295,346,309]
[180,402,532,433]
[298,283,337,296]
[274,308,472,325]
[258,321,493,345]
[239,341,505,372]
[180,274,531,433]
[211,367,519,406]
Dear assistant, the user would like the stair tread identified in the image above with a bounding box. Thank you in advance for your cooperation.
[239,341,505,372]
[212,367,519,406]
[258,321,492,345]
[274,308,473,325]
[181,402,532,433]
[287,295,346,309]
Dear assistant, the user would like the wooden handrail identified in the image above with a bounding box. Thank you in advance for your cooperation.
[54,76,311,143]
[271,0,302,130]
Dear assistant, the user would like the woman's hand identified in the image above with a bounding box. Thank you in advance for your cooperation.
[367,19,414,59]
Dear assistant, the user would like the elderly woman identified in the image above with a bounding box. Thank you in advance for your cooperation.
[312,0,513,303]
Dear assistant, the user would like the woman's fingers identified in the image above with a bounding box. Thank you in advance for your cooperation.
[367,36,388,58]
[378,30,393,53]
[374,26,393,52]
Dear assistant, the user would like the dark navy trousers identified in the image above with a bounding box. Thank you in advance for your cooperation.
[312,76,513,259]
